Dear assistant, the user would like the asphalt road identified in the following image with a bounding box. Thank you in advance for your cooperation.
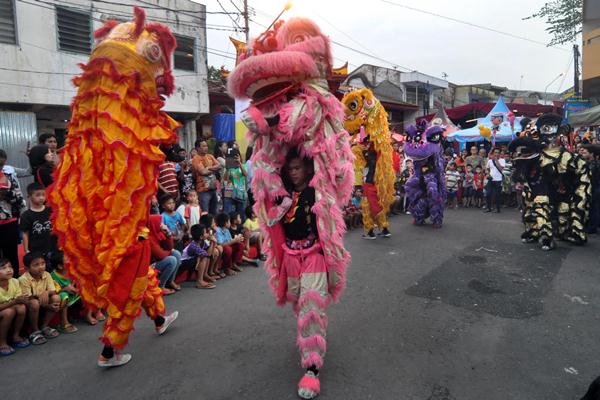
[3,208,600,400]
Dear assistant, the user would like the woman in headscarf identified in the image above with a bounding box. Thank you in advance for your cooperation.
[28,144,54,187]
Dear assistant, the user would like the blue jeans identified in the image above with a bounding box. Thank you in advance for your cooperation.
[199,190,218,216]
[155,250,181,288]
[224,198,247,220]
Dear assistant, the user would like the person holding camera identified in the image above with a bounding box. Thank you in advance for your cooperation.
[223,150,248,219]
[484,148,505,213]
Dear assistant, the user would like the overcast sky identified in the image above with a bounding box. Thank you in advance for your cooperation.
[200,0,577,93]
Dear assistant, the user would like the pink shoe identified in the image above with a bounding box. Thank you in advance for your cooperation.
[298,371,320,399]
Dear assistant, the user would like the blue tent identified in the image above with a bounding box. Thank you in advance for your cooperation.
[447,96,521,146]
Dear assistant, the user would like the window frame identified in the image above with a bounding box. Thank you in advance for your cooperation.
[54,5,92,55]
[0,0,18,45]
[173,34,197,73]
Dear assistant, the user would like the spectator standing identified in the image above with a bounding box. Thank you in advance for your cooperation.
[445,162,461,208]
[0,149,29,196]
[20,183,54,263]
[0,169,26,278]
[38,133,59,166]
[178,159,195,196]
[473,165,485,208]
[157,148,181,202]
[465,146,484,170]
[192,140,221,215]
[582,145,600,234]
[462,164,475,207]
[28,144,54,187]
[484,148,505,213]
[224,153,248,217]
[176,190,203,234]
[245,146,255,206]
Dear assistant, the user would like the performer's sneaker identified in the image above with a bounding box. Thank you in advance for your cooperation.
[362,230,376,240]
[298,370,320,399]
[97,352,132,368]
[381,228,391,238]
[156,311,179,335]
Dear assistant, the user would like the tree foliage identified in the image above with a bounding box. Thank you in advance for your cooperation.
[524,0,583,46]
[208,65,225,83]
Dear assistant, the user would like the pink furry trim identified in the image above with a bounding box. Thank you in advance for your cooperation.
[297,310,328,332]
[297,290,330,310]
[276,17,333,69]
[301,352,324,369]
[298,371,321,393]
[227,50,320,99]
[297,334,327,353]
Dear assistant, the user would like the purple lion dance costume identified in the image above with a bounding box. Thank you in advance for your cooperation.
[404,123,446,227]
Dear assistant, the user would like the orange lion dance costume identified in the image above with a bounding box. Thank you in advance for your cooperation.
[48,7,179,365]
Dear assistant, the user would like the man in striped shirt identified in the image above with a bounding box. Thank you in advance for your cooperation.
[158,148,182,201]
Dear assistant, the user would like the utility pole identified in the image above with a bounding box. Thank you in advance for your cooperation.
[574,44,581,97]
[243,0,249,43]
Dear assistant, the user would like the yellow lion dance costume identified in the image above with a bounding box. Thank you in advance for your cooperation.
[48,7,178,351]
[342,88,395,238]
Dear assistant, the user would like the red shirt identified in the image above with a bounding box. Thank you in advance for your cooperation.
[158,162,179,196]
[473,173,485,190]
[392,151,401,174]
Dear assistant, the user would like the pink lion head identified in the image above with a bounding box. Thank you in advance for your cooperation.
[227,17,333,102]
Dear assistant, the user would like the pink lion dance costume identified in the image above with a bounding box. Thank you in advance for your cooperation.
[228,17,354,399]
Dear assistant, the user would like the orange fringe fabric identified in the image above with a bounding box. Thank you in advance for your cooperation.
[48,43,178,349]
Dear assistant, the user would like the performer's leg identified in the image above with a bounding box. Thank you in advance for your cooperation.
[294,250,329,400]
[534,199,555,251]
[425,173,443,227]
[556,201,570,239]
[375,212,391,236]
[410,197,428,225]
[361,199,376,238]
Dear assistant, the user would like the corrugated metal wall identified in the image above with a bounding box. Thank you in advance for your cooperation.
[0,111,37,190]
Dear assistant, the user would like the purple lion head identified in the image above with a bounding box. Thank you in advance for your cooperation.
[405,125,443,161]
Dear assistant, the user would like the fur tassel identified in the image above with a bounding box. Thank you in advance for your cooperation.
[132,6,146,38]
[94,20,119,40]
[297,290,329,311]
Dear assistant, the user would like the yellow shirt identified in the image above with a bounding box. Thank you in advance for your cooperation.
[0,278,22,303]
[18,271,55,297]
[243,218,259,232]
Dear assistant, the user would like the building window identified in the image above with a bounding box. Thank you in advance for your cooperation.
[173,35,195,71]
[56,6,91,54]
[0,0,17,44]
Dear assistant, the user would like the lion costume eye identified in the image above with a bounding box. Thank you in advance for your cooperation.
[348,100,359,112]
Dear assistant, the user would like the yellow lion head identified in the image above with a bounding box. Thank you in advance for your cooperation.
[341,88,378,135]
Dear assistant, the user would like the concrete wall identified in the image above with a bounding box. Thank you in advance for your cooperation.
[0,0,209,115]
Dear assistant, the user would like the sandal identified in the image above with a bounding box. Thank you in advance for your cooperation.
[167,282,182,291]
[59,324,79,334]
[95,312,106,322]
[0,345,15,356]
[13,338,30,349]
[196,283,216,289]
[41,326,60,339]
[29,331,47,345]
[231,265,242,272]
[218,272,227,279]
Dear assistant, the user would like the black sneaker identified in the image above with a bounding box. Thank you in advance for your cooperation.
[381,228,391,238]
[362,230,376,240]
[483,209,492,213]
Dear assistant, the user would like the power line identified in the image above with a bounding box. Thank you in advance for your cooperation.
[249,8,415,72]
[19,0,243,32]
[380,0,570,53]
[215,0,244,31]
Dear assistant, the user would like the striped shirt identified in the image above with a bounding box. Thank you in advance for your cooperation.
[158,162,179,196]
[445,170,461,191]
